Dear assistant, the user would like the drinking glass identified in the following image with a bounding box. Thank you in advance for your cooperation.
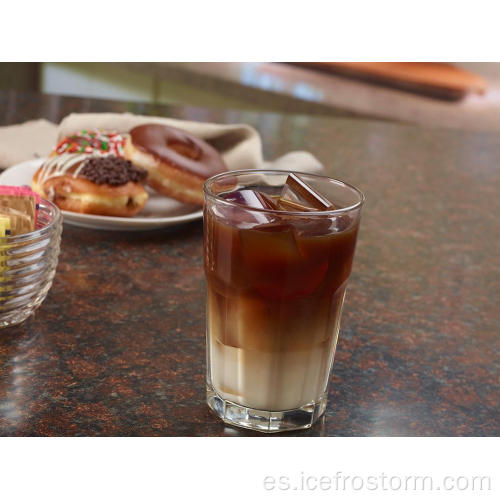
[203,170,364,432]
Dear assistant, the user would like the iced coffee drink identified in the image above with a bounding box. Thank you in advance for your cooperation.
[203,171,364,432]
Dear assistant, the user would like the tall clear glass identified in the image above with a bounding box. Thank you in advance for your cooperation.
[203,170,364,432]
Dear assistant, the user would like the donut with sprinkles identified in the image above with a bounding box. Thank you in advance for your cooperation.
[52,130,126,157]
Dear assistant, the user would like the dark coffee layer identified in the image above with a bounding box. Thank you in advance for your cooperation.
[204,206,359,354]
[80,156,147,186]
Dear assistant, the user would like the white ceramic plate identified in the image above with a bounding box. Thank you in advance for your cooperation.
[0,158,203,230]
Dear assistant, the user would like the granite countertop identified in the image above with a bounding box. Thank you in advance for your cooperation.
[0,91,498,436]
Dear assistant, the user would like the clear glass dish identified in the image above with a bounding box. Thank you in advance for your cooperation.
[0,199,62,328]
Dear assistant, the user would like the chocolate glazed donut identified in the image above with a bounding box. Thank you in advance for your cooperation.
[124,124,228,205]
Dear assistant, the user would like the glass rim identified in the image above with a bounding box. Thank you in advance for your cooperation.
[203,169,365,216]
[1,198,61,242]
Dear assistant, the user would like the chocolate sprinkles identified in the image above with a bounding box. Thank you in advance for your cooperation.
[79,156,147,186]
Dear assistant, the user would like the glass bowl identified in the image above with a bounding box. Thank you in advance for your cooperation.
[0,199,62,328]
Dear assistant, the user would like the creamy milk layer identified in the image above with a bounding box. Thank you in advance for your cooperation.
[207,286,345,411]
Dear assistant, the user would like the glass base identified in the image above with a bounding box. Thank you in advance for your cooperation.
[206,383,327,433]
[0,305,39,329]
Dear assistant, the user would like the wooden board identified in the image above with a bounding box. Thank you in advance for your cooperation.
[292,62,487,100]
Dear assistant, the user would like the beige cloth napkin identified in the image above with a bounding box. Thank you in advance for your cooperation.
[0,119,58,168]
[0,112,324,173]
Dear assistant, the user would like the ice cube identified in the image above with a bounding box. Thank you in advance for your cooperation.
[210,291,274,351]
[335,214,352,231]
[290,216,333,237]
[277,198,320,212]
[239,223,327,300]
[279,173,335,211]
[218,189,278,226]
[221,189,276,210]
[240,223,301,269]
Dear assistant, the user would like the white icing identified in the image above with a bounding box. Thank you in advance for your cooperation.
[37,153,111,186]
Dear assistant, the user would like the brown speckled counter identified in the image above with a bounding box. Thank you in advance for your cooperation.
[0,91,498,436]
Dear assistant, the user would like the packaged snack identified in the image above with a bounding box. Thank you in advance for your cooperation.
[0,216,11,237]
[0,207,33,235]
[0,185,40,234]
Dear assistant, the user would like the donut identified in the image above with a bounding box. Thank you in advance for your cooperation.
[52,130,126,157]
[32,154,148,217]
[124,124,227,205]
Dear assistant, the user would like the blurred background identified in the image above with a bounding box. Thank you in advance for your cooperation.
[1,62,500,131]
